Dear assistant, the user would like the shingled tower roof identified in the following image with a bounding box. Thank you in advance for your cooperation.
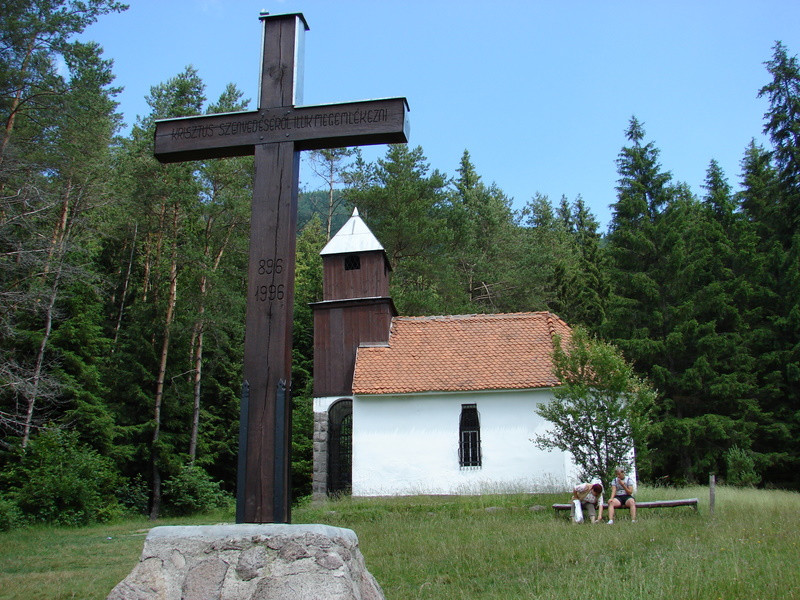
[352,312,571,395]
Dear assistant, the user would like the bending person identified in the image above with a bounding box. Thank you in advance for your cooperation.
[571,482,604,523]
[607,467,637,524]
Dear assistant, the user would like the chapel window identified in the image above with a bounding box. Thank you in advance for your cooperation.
[344,255,361,271]
[459,404,482,468]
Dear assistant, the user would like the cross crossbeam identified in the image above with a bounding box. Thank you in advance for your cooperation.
[155,98,409,162]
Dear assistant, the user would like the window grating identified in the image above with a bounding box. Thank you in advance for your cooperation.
[328,399,353,495]
[459,404,482,468]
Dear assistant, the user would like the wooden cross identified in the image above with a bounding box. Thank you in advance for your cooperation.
[154,12,409,523]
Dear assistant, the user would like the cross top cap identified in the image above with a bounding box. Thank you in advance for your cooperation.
[259,11,310,30]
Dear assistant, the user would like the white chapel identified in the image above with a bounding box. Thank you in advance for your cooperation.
[311,209,579,498]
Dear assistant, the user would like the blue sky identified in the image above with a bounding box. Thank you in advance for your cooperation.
[81,0,800,231]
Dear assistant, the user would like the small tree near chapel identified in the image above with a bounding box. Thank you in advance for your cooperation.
[533,327,656,485]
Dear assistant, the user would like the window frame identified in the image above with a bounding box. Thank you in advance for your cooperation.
[344,254,361,271]
[458,403,482,468]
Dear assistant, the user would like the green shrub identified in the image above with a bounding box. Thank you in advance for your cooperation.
[0,496,23,531]
[116,474,150,515]
[162,464,232,516]
[2,428,123,526]
[725,445,760,487]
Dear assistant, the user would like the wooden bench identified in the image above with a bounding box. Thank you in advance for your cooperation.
[552,497,699,516]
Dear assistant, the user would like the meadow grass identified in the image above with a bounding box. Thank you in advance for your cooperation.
[1,487,798,599]
[0,509,233,600]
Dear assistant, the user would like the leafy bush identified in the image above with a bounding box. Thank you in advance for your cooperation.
[116,474,150,515]
[162,464,232,516]
[533,327,656,484]
[2,428,124,526]
[725,446,760,487]
[0,496,22,531]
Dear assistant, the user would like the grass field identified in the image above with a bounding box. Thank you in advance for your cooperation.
[1,486,798,599]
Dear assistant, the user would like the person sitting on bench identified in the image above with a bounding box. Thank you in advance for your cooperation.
[571,482,604,523]
[608,467,637,524]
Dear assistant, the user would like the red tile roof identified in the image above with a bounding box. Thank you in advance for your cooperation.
[352,312,571,395]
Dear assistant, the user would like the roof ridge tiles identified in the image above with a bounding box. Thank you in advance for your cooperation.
[394,311,555,322]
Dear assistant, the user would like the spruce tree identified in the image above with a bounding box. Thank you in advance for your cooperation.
[345,144,450,315]
[748,41,800,484]
[1,31,121,448]
[107,67,207,519]
[447,150,520,312]
[550,196,609,330]
[518,193,576,313]
[605,118,708,481]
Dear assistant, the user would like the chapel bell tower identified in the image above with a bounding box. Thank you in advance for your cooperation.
[311,207,396,399]
[311,208,396,498]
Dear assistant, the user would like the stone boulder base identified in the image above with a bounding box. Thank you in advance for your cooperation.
[107,524,384,600]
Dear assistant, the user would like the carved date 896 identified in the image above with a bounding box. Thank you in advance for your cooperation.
[258,258,283,275]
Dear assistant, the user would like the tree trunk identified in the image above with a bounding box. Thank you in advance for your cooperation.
[142,201,168,303]
[188,311,204,463]
[188,220,237,462]
[21,257,63,447]
[21,176,74,447]
[326,171,335,239]
[149,204,180,520]
[0,39,35,164]
[113,223,138,348]
[43,175,75,273]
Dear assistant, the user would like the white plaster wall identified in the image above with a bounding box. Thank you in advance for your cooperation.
[314,396,353,413]
[352,389,577,496]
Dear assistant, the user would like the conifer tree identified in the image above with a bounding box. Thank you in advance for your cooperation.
[447,150,520,312]
[1,31,121,447]
[550,196,609,330]
[749,41,800,483]
[0,0,126,164]
[605,116,673,368]
[518,193,576,313]
[605,118,702,480]
[186,84,251,465]
[290,217,326,498]
[345,144,450,315]
[306,148,355,239]
[107,67,207,519]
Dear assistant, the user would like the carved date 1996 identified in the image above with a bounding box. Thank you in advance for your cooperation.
[255,284,284,302]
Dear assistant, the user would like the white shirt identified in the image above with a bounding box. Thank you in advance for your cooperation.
[611,475,635,497]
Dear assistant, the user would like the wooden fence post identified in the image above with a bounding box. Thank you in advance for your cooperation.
[709,473,716,517]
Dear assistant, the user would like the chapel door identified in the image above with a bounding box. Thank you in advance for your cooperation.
[327,399,353,495]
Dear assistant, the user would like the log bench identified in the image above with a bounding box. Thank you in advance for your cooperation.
[552,497,699,516]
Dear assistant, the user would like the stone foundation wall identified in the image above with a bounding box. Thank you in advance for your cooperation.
[312,411,328,500]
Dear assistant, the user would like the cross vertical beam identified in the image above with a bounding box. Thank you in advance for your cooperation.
[236,13,304,525]
[239,141,299,522]
[153,12,409,524]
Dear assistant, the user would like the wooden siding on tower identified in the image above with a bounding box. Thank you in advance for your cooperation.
[312,297,396,397]
[322,251,390,301]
